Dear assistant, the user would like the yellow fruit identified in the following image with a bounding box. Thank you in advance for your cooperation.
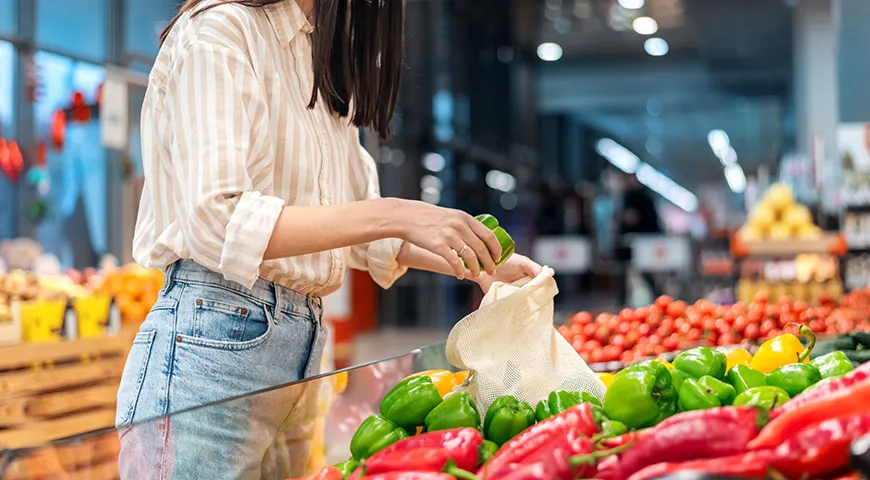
[597,372,616,389]
[749,203,776,228]
[765,183,795,210]
[768,223,792,240]
[796,224,822,239]
[738,225,765,242]
[783,204,812,229]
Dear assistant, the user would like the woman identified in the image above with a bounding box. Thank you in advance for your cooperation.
[117,0,540,478]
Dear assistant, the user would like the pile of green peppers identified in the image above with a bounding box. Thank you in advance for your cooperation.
[603,343,853,430]
[812,331,870,367]
[345,375,613,471]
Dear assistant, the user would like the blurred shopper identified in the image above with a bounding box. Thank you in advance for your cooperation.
[614,173,663,306]
[118,1,541,478]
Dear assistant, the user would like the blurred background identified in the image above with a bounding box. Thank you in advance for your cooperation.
[1,0,870,368]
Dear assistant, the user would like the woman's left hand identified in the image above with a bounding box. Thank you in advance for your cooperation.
[474,254,542,292]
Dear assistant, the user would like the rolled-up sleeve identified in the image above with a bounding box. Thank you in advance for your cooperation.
[164,42,284,289]
[346,132,407,289]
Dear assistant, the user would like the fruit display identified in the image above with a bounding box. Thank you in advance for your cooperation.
[558,291,870,366]
[290,338,870,480]
[738,183,822,241]
[0,269,92,324]
[92,263,164,323]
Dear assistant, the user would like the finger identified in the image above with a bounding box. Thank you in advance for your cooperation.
[522,256,543,276]
[468,216,502,264]
[457,226,493,276]
[437,244,466,279]
[455,242,481,279]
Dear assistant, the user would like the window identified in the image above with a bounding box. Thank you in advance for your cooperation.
[34,51,104,134]
[0,40,13,136]
[124,0,177,59]
[36,0,107,60]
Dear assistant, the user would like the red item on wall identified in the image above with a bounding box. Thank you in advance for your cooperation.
[0,139,22,183]
[70,91,91,123]
[51,110,66,150]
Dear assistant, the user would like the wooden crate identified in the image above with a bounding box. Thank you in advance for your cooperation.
[0,330,134,451]
[2,431,120,480]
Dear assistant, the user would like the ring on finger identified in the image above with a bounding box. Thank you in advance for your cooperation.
[456,244,469,257]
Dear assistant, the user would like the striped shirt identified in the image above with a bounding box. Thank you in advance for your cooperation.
[132,0,406,296]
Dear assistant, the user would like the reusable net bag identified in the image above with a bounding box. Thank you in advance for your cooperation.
[445,267,605,412]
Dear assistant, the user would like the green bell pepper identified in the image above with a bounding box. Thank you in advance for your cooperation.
[576,391,603,407]
[812,351,855,379]
[475,214,516,266]
[809,335,857,360]
[350,415,409,460]
[603,361,678,429]
[726,365,768,395]
[424,391,481,432]
[535,390,583,422]
[601,418,628,437]
[479,440,499,467]
[673,347,727,380]
[767,363,822,397]
[669,368,691,393]
[379,375,443,430]
[483,395,536,446]
[698,375,737,405]
[732,386,790,410]
[334,458,360,479]
[678,378,721,411]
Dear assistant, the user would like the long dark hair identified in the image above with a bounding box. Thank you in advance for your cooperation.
[160,0,404,139]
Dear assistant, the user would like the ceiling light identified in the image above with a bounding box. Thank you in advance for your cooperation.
[500,192,518,211]
[596,138,640,174]
[632,16,658,35]
[636,163,699,212]
[724,164,747,193]
[644,37,669,56]
[486,170,517,193]
[720,147,738,166]
[618,0,645,8]
[537,42,563,61]
[707,129,730,158]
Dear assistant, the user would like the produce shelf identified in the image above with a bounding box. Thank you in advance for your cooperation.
[731,233,848,258]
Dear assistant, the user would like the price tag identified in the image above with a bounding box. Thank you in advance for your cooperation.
[532,236,591,273]
[73,295,114,339]
[631,235,691,272]
[17,299,68,343]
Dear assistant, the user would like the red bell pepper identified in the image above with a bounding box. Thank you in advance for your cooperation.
[287,467,342,480]
[366,428,482,472]
[770,361,870,419]
[613,407,765,480]
[479,403,600,480]
[360,473,454,480]
[624,451,774,480]
[749,381,870,450]
[509,429,595,480]
[356,448,476,480]
[767,412,870,479]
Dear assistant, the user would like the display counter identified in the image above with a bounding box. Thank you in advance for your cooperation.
[0,341,454,479]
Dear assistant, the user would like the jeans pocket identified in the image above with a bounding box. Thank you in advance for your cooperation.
[115,330,156,429]
[178,292,274,351]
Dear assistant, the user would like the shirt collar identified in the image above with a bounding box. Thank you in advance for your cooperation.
[265,0,314,48]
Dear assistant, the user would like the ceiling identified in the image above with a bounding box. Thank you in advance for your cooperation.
[529,0,795,189]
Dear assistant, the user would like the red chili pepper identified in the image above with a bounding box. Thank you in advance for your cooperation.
[288,466,342,480]
[767,412,870,479]
[369,428,482,472]
[749,381,870,450]
[357,448,477,480]
[624,451,774,480]
[613,407,764,480]
[360,472,455,480]
[480,403,600,480]
[770,361,870,420]
[515,429,596,480]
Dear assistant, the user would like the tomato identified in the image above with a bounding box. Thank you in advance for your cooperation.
[747,307,763,324]
[619,308,634,321]
[647,313,663,328]
[573,311,593,326]
[611,334,626,348]
[596,327,611,342]
[733,315,749,332]
[618,322,632,335]
[596,312,611,325]
[687,329,702,341]
[583,339,601,351]
[666,300,687,318]
[717,333,735,346]
[657,325,673,338]
[754,292,769,304]
[590,349,605,363]
[653,345,666,355]
[744,323,760,340]
[604,345,622,361]
[635,306,650,320]
[760,319,777,337]
[664,334,680,351]
[656,295,673,310]
[648,334,662,345]
[583,323,597,337]
[792,300,808,313]
[638,323,651,336]
[679,322,692,335]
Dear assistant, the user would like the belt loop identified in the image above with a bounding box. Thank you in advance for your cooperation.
[308,295,321,318]
[161,262,177,295]
[273,282,282,315]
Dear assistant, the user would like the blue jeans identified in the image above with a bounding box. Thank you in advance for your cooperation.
[116,260,327,479]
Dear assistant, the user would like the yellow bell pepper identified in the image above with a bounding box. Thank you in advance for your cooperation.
[597,372,616,389]
[406,369,458,397]
[749,325,816,374]
[652,358,674,370]
[453,370,470,386]
[726,348,753,372]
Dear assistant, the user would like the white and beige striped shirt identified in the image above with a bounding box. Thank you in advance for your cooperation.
[132,0,406,296]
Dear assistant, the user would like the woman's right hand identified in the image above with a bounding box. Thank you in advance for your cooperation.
[387,199,502,280]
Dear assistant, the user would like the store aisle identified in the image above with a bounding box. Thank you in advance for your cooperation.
[351,329,447,364]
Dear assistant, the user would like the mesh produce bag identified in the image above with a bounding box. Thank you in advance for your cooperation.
[445,267,606,412]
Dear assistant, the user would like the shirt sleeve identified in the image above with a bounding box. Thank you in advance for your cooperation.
[163,42,284,289]
[346,130,408,289]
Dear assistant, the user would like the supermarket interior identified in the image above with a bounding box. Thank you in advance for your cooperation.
[5,0,870,478]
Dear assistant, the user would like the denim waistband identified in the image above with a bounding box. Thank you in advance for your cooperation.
[162,260,322,317]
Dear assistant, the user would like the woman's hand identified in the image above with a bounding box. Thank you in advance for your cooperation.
[389,199,502,280]
[474,254,542,292]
